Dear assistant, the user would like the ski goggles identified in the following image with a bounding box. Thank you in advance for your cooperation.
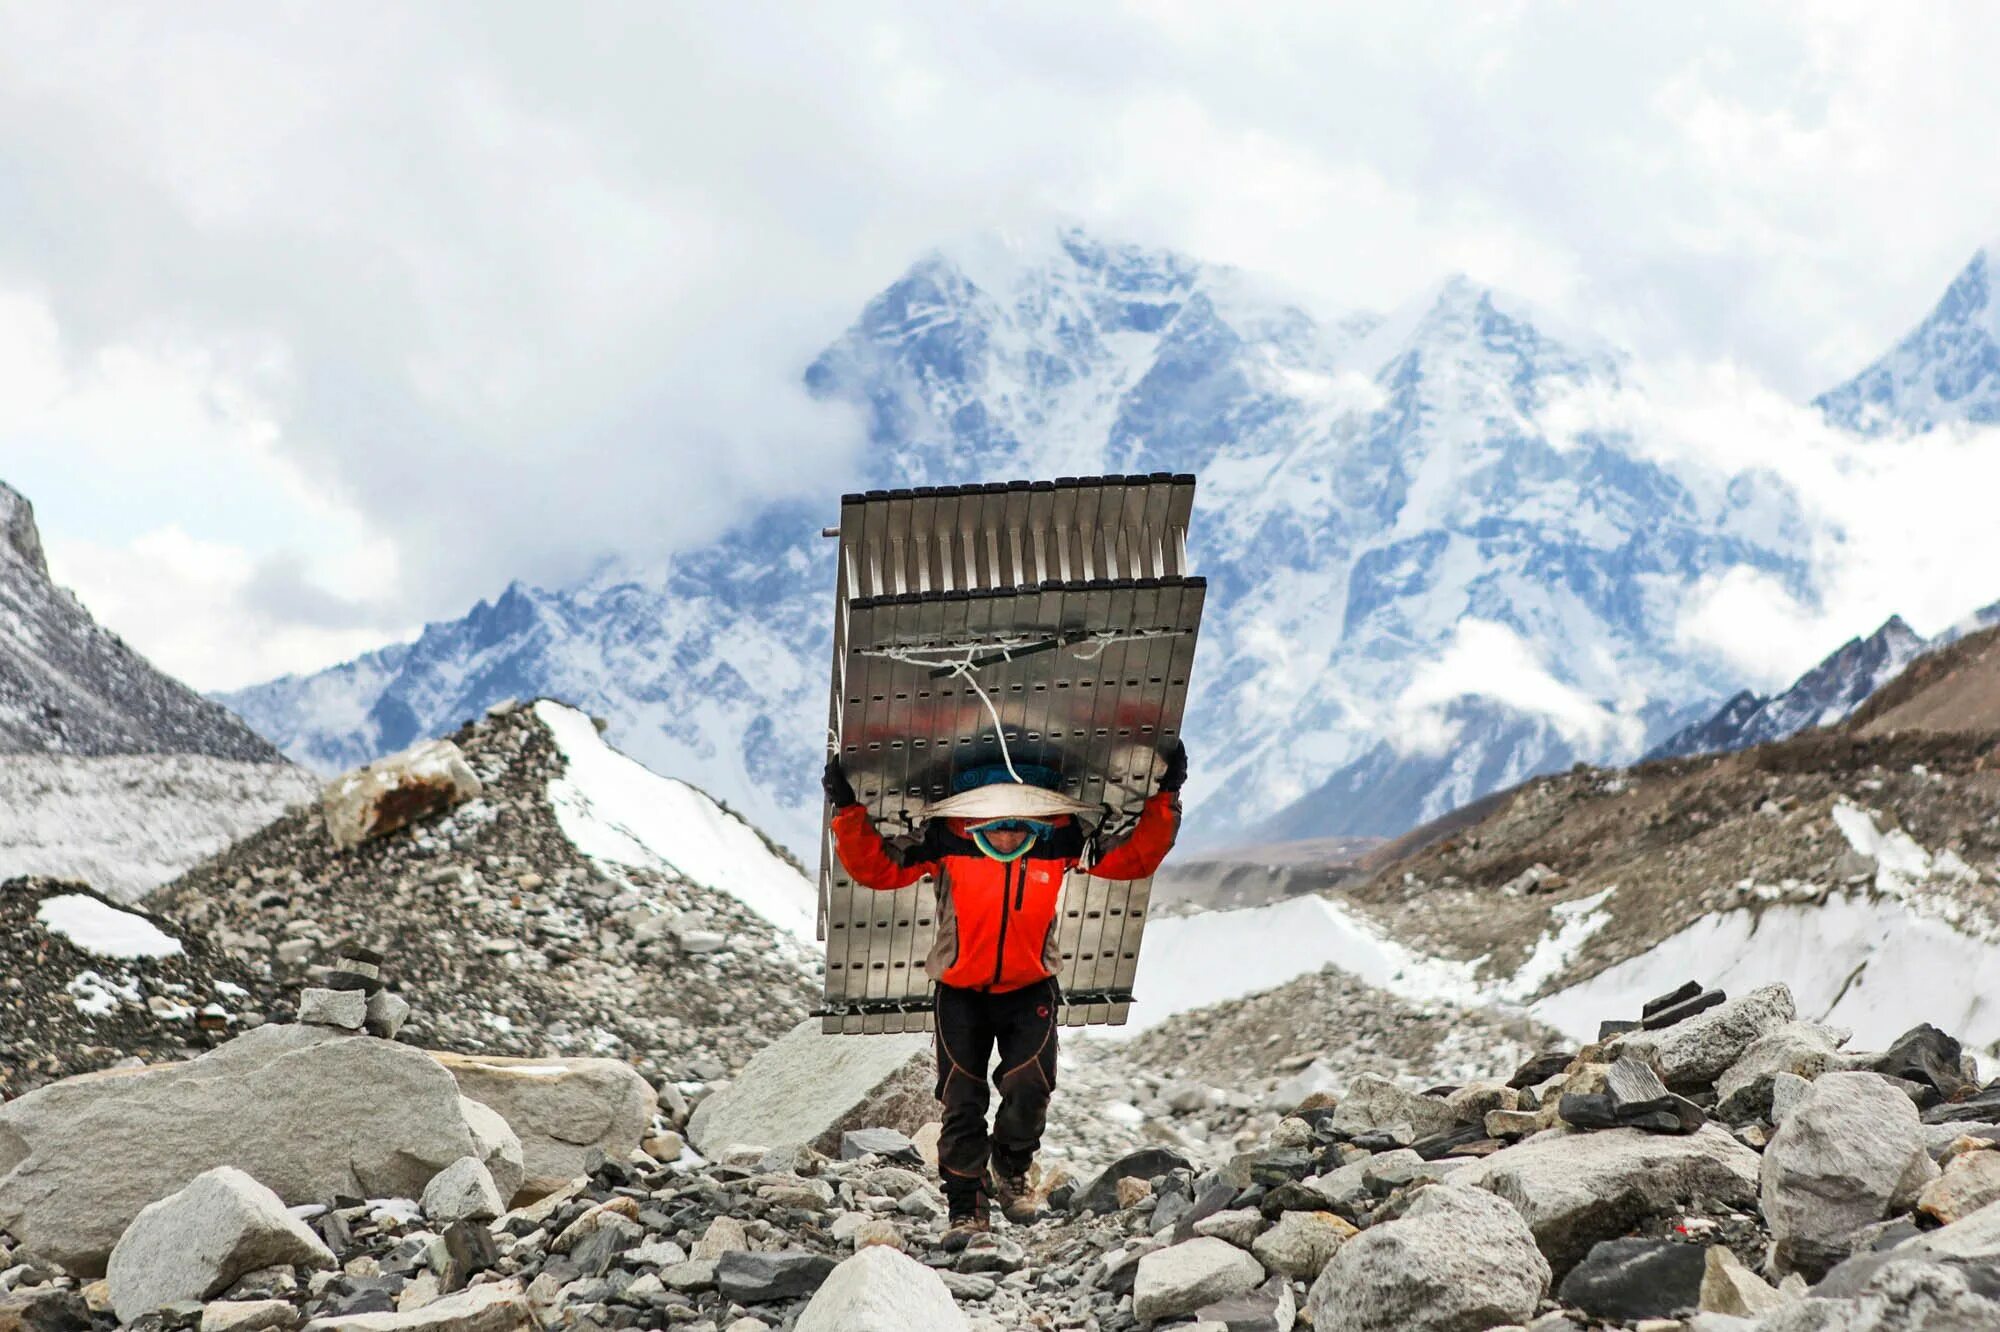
[967,818,1057,862]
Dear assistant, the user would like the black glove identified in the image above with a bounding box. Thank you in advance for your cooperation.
[1158,741,1188,793]
[822,755,857,807]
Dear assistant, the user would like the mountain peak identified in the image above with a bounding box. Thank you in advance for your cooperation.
[0,480,48,579]
[1815,244,2000,434]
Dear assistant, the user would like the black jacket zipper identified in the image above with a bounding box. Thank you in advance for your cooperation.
[990,860,1016,990]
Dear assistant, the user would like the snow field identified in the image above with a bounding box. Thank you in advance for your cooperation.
[534,701,817,938]
[36,894,184,959]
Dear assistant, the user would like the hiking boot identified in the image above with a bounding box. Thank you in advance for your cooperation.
[939,1190,990,1251]
[988,1164,1040,1224]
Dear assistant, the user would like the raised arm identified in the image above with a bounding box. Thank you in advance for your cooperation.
[1085,743,1186,881]
[825,757,934,891]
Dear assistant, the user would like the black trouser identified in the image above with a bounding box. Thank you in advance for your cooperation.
[933,977,1061,1202]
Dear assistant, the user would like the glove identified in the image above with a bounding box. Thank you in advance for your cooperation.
[1158,741,1188,793]
[822,755,857,807]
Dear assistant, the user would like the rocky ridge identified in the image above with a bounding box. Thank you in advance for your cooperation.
[143,700,820,1092]
[0,480,283,763]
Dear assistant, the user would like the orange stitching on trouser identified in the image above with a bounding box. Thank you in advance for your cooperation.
[998,993,1058,1090]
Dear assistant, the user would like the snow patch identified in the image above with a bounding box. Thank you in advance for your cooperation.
[534,701,816,938]
[1832,800,1933,897]
[1532,891,2000,1054]
[37,894,184,959]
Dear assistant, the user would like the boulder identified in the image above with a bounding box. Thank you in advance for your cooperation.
[430,1052,655,1197]
[684,1022,933,1158]
[0,1289,91,1332]
[420,1158,503,1225]
[0,1025,480,1275]
[1758,1257,2000,1331]
[1896,1197,2000,1262]
[1919,1148,2000,1225]
[1623,984,1796,1092]
[455,1099,524,1205]
[714,1250,838,1303]
[1555,1238,1706,1320]
[1762,1072,1940,1277]
[1327,1075,1460,1140]
[794,1245,968,1331]
[1194,1275,1295,1332]
[321,740,482,850]
[106,1167,334,1322]
[1305,1184,1548,1332]
[1133,1237,1265,1325]
[200,1300,302,1332]
[1449,1124,1761,1275]
[1700,1246,1789,1319]
[1250,1210,1354,1279]
[300,1280,530,1331]
[1074,1148,1195,1216]
[1714,1022,1845,1118]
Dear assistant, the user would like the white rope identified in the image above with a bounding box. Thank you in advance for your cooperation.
[853,627,1191,787]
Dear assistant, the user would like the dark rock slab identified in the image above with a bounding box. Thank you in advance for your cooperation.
[1922,1087,2000,1125]
[1508,1051,1575,1089]
[714,1250,838,1304]
[1555,1238,1707,1319]
[1872,1025,1975,1106]
[1075,1147,1195,1214]
[1194,1275,1293,1332]
[1643,981,1705,1019]
[1642,988,1727,1031]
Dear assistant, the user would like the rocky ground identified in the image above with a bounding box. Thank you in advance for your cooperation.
[143,702,818,1091]
[0,877,266,1095]
[4,975,1999,1332]
[1125,963,1559,1109]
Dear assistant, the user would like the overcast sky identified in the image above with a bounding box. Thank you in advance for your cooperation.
[5,3,2000,690]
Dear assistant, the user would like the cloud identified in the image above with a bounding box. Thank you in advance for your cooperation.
[4,3,2000,690]
[1393,619,1647,756]
[45,528,409,691]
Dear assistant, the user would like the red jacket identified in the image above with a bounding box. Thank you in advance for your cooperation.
[830,793,1181,993]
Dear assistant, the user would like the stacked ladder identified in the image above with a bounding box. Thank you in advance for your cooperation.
[817,474,1204,1034]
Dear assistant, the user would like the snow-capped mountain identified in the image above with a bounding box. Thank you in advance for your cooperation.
[1815,243,2000,433]
[0,481,285,763]
[1650,599,2000,760]
[224,229,1813,852]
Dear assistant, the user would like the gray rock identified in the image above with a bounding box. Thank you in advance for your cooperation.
[430,1052,656,1195]
[0,1024,480,1275]
[794,1245,968,1331]
[364,991,411,1040]
[1759,1257,2000,1331]
[1555,1237,1706,1320]
[1895,1197,2000,1262]
[1133,1237,1266,1324]
[1306,1185,1549,1332]
[1191,1208,1266,1247]
[420,1157,503,1224]
[1250,1210,1353,1279]
[684,1021,933,1158]
[1762,1071,1940,1277]
[838,1128,919,1163]
[106,1166,334,1322]
[715,1250,839,1303]
[1449,1124,1761,1275]
[1773,1071,1813,1127]
[1195,1274,1296,1332]
[1625,984,1797,1091]
[300,1279,530,1330]
[1328,1075,1459,1140]
[298,990,366,1030]
[1715,1022,1845,1118]
[1700,1245,1789,1318]
[454,1098,524,1205]
[200,1299,302,1332]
